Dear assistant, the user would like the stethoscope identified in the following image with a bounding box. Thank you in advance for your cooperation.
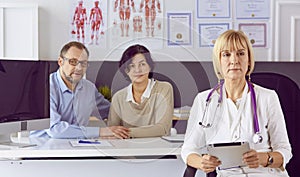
[199,80,263,144]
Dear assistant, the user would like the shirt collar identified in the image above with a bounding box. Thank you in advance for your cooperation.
[126,78,155,104]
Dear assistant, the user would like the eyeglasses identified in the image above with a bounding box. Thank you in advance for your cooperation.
[63,57,89,68]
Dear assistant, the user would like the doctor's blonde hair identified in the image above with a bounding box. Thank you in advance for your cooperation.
[212,30,255,80]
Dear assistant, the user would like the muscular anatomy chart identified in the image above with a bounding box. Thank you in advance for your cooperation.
[139,0,162,37]
[114,0,136,37]
[89,0,104,45]
[72,1,87,44]
[70,0,107,47]
[69,1,162,48]
[110,0,163,48]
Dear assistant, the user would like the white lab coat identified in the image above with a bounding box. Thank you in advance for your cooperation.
[181,84,292,177]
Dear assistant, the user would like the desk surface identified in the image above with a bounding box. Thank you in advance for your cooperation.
[0,136,182,159]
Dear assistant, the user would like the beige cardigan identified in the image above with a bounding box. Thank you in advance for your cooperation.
[108,80,174,138]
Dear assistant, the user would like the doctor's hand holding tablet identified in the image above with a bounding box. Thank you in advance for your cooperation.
[181,30,292,176]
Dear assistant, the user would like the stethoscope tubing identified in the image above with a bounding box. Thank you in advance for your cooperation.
[200,80,262,143]
[248,81,260,133]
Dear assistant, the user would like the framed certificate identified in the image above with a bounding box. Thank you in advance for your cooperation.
[167,12,192,46]
[236,0,270,19]
[239,23,267,47]
[197,0,231,18]
[198,23,230,47]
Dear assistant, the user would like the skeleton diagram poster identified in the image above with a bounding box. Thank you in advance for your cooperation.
[109,0,164,49]
[70,0,108,48]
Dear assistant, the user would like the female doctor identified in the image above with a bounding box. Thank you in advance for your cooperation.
[181,30,292,177]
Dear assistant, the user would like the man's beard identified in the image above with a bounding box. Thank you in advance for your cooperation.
[62,69,81,87]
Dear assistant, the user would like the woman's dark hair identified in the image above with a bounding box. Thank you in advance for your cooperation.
[119,44,155,80]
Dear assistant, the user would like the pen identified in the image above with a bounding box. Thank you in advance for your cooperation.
[78,140,101,144]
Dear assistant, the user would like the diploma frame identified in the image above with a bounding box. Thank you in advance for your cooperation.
[198,23,230,47]
[238,23,267,48]
[167,12,192,46]
[236,0,270,19]
[197,0,231,19]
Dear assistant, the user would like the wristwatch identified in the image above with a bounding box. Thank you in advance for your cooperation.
[266,152,274,167]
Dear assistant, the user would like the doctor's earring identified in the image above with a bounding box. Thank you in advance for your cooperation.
[247,66,251,81]
[217,72,222,83]
[248,74,251,81]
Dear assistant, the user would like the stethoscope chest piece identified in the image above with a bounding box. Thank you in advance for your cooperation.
[252,133,263,144]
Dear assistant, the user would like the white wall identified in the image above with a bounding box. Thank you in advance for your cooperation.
[1,0,299,61]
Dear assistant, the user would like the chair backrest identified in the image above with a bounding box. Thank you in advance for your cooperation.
[183,165,217,177]
[251,72,300,177]
[95,61,211,108]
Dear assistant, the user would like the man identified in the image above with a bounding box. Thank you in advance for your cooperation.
[31,41,129,139]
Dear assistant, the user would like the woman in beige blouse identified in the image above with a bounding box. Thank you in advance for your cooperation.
[107,44,174,139]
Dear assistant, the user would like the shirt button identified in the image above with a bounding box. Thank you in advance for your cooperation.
[234,135,238,138]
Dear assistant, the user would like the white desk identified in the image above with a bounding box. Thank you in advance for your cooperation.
[0,136,207,177]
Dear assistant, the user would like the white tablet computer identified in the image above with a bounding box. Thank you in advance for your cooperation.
[207,142,250,170]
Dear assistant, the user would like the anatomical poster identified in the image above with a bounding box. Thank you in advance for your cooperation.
[70,0,108,48]
[109,0,164,49]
